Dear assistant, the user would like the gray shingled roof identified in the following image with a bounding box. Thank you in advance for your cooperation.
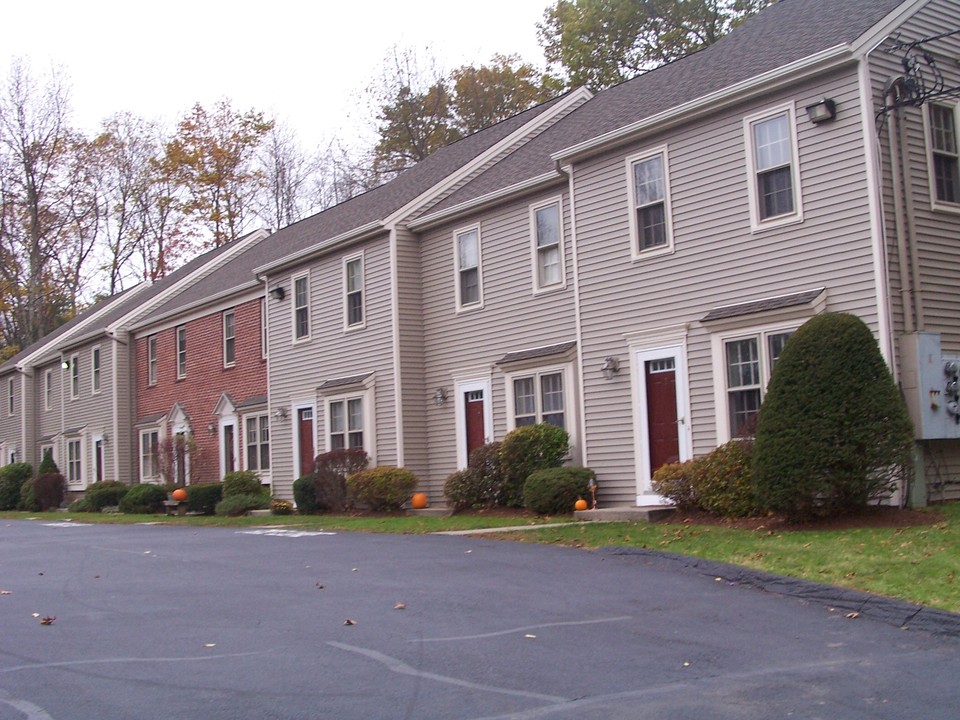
[702,287,826,322]
[497,341,578,365]
[235,394,268,409]
[426,0,908,214]
[134,96,572,325]
[318,373,373,391]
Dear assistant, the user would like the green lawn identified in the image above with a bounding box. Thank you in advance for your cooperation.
[4,504,959,614]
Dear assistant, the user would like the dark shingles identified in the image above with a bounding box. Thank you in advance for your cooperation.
[318,373,373,391]
[702,288,826,322]
[496,341,578,365]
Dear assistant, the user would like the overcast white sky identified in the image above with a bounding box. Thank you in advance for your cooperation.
[3,0,552,150]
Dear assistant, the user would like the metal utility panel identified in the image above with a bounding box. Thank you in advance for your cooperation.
[900,332,960,440]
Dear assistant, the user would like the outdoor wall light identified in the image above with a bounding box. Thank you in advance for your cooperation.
[269,286,286,301]
[433,388,447,407]
[61,360,70,369]
[601,356,621,380]
[805,98,837,124]
[273,406,288,421]
[207,422,217,435]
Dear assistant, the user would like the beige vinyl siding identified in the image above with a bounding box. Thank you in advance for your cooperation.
[572,65,881,503]
[267,234,398,499]
[418,185,578,498]
[0,372,21,463]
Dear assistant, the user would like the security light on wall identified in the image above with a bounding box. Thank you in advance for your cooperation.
[273,407,288,420]
[805,98,837,124]
[601,356,621,380]
[61,360,70,369]
[269,286,286,301]
[433,388,448,407]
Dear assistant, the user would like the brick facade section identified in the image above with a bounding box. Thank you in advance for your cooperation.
[134,298,267,484]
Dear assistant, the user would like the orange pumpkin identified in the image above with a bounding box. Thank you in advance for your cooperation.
[574,498,588,511]
[411,492,429,509]
[171,488,188,502]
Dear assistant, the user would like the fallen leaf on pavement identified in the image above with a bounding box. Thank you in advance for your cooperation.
[845,612,861,619]
[344,619,357,626]
[394,602,406,610]
[40,616,55,625]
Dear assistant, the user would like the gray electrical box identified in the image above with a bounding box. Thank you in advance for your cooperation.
[900,332,960,440]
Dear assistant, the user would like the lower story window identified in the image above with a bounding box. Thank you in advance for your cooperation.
[329,397,363,450]
[245,415,270,472]
[140,430,159,480]
[724,330,792,437]
[67,439,82,484]
[512,371,565,428]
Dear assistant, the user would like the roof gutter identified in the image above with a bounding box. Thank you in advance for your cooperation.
[253,221,383,276]
[552,44,856,164]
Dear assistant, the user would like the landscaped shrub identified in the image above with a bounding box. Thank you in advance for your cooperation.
[24,472,66,511]
[752,313,914,521]
[184,482,223,515]
[651,460,698,510]
[692,440,759,518]
[500,424,569,507]
[215,493,269,517]
[444,469,486,511]
[270,498,294,515]
[84,481,131,511]
[221,470,263,497]
[69,498,94,512]
[312,448,370,512]
[38,451,58,475]
[523,466,595,515]
[118,484,168,514]
[293,475,319,514]
[346,466,418,511]
[0,462,32,510]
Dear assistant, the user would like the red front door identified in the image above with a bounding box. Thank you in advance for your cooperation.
[465,391,485,462]
[645,358,680,473]
[298,408,315,477]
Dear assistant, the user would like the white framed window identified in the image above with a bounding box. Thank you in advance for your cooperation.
[293,273,310,341]
[454,226,483,310]
[713,326,795,440]
[223,309,236,367]
[6,377,13,416]
[328,397,364,450]
[69,354,79,400]
[260,298,267,360]
[344,254,365,329]
[244,413,270,473]
[147,335,158,386]
[627,147,673,258]
[67,438,82,485]
[175,326,186,379]
[530,198,564,291]
[44,369,52,411]
[91,345,101,394]
[745,104,802,229]
[926,102,960,210]
[510,371,566,429]
[140,429,160,481]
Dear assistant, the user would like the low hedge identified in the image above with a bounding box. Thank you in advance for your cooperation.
[523,466,595,516]
[222,471,263,497]
[118,484,168,514]
[184,482,223,515]
[0,462,32,510]
[84,481,130,511]
[215,492,269,517]
[346,466,418,512]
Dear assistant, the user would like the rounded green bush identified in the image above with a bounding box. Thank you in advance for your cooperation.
[692,440,759,518]
[444,469,488,512]
[69,498,94,512]
[293,475,319,514]
[215,493,269,517]
[523,466,595,516]
[21,473,65,511]
[0,462,33,510]
[346,466,418,512]
[221,470,263,497]
[184,482,223,515]
[651,460,698,510]
[118,484,168,514]
[500,424,569,507]
[753,312,914,521]
[84,481,131,511]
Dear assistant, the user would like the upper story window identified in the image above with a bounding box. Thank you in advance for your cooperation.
[455,227,482,310]
[927,103,960,208]
[723,329,793,439]
[244,414,270,472]
[344,255,364,328]
[628,148,673,257]
[176,326,187,379]
[69,354,79,399]
[91,346,101,394]
[6,378,13,416]
[531,199,563,291]
[293,274,310,341]
[745,105,802,229]
[44,370,52,411]
[223,310,236,367]
[147,336,158,386]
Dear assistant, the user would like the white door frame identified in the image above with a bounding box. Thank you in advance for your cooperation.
[454,377,493,469]
[631,343,692,505]
[291,401,316,479]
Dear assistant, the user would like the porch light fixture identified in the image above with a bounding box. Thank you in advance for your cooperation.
[273,406,288,421]
[805,98,837,124]
[61,360,70,369]
[207,422,217,435]
[433,388,447,407]
[269,285,286,301]
[601,356,621,380]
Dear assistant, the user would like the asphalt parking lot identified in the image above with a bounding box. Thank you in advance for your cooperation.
[1,519,958,719]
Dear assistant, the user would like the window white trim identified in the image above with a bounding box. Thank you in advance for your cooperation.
[69,354,79,400]
[744,102,803,231]
[6,377,13,416]
[924,101,960,214]
[323,386,376,463]
[529,196,566,293]
[453,376,493,469]
[710,319,800,443]
[242,412,271,477]
[626,145,675,259]
[223,309,236,368]
[503,361,579,460]
[39,444,54,467]
[44,369,52,411]
[90,433,105,484]
[91,345,102,394]
[454,225,484,312]
[139,428,161,483]
[343,252,366,330]
[66,436,83,487]
[147,335,158,386]
[175,326,187,379]
[292,272,311,343]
